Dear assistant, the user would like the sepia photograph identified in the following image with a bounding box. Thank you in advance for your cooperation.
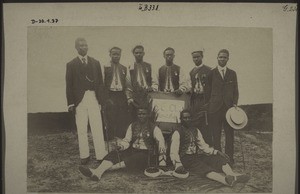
[27,26,273,193]
[3,3,297,194]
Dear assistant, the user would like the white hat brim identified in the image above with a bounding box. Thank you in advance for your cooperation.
[226,107,248,130]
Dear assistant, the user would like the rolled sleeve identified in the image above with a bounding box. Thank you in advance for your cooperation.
[170,131,181,163]
[196,129,214,155]
[179,69,190,93]
[153,126,166,150]
[119,124,132,150]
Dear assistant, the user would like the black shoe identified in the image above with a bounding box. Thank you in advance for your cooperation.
[225,174,250,186]
[91,174,100,181]
[225,175,235,187]
[235,174,250,183]
[80,156,90,165]
[79,166,93,178]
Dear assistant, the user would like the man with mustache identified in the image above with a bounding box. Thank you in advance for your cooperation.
[66,37,107,165]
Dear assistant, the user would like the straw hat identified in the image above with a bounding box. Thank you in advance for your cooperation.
[226,107,248,130]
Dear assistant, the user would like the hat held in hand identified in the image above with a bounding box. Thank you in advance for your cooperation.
[226,107,248,130]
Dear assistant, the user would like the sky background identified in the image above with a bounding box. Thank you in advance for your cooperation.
[28,26,272,113]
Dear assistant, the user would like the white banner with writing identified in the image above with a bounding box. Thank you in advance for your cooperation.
[152,99,185,123]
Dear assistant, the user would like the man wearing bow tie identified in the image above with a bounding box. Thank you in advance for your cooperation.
[103,47,133,140]
[189,50,212,146]
[206,49,239,165]
[66,38,107,165]
[158,47,189,95]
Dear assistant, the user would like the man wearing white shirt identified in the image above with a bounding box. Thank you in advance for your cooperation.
[189,50,212,146]
[206,49,239,165]
[170,109,249,186]
[79,107,166,181]
[103,47,133,140]
[129,45,158,92]
[66,38,107,165]
[158,47,189,95]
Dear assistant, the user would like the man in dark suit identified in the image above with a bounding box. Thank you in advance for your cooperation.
[129,45,158,92]
[207,49,239,164]
[189,50,212,146]
[158,47,189,95]
[103,47,133,140]
[66,37,107,164]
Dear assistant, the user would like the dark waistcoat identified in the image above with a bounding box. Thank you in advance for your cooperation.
[177,126,198,157]
[131,121,156,150]
[158,64,180,91]
[104,64,127,91]
[129,62,152,88]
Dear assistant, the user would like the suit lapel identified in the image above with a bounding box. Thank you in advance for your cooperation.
[224,68,230,81]
[88,56,98,83]
[214,68,224,82]
[75,57,84,77]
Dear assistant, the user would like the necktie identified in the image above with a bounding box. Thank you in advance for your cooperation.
[138,66,144,87]
[114,65,118,85]
[196,74,200,88]
[166,67,171,90]
[82,58,87,66]
[221,69,225,79]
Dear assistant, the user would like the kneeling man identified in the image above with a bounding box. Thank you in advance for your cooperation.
[170,109,249,186]
[79,106,166,181]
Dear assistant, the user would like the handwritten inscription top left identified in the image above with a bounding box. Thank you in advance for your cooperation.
[31,19,59,24]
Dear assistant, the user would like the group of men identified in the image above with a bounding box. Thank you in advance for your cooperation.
[66,37,247,186]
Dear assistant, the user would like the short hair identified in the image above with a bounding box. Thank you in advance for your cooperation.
[132,45,144,53]
[180,109,191,120]
[137,107,150,112]
[218,49,229,57]
[163,47,175,55]
[75,37,86,48]
[109,47,122,53]
[191,50,204,57]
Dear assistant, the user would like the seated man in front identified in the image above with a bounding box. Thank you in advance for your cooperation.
[79,106,166,181]
[170,109,250,186]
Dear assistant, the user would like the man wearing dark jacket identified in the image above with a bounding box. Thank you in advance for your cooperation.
[158,47,189,95]
[207,49,239,164]
[129,45,158,92]
[66,38,107,164]
[189,50,212,145]
[103,47,133,139]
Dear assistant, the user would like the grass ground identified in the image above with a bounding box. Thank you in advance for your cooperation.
[27,129,272,193]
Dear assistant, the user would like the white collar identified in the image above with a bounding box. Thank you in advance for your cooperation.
[78,54,88,62]
[217,65,227,72]
[195,63,204,69]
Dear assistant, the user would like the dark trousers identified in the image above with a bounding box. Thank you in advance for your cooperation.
[208,104,234,162]
[181,154,228,177]
[106,91,131,140]
[103,148,157,171]
[190,93,212,146]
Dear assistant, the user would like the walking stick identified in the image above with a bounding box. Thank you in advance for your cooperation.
[101,108,110,153]
[238,133,246,170]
